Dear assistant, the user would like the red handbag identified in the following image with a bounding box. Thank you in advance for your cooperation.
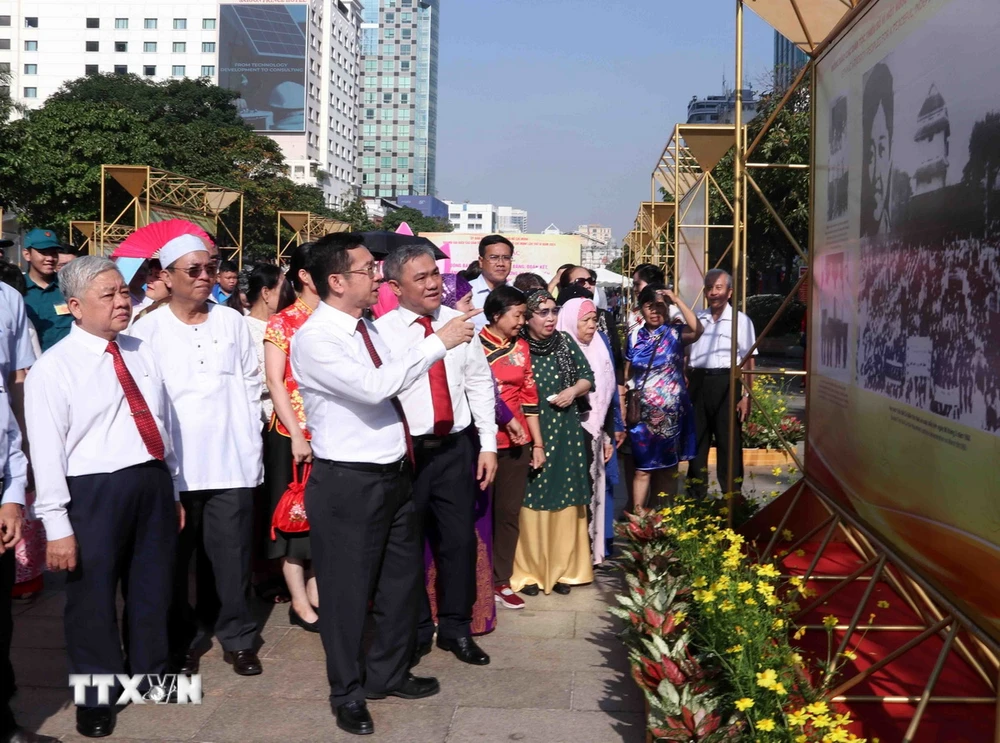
[270,463,311,539]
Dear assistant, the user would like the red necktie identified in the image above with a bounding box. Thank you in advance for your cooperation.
[106,341,165,461]
[356,319,414,466]
[415,316,454,436]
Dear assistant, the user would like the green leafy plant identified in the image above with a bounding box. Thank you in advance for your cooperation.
[743,375,804,450]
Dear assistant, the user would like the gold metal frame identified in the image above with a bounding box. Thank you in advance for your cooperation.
[68,221,97,255]
[276,211,351,263]
[96,165,245,267]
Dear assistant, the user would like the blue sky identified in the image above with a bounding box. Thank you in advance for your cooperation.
[434,0,776,242]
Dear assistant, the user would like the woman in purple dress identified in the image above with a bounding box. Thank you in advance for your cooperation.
[423,274,526,635]
[626,284,702,509]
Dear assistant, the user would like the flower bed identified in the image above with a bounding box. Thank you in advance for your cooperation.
[612,500,865,742]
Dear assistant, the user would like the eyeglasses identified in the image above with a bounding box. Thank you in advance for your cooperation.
[168,263,218,278]
[484,254,512,264]
[340,263,379,279]
[533,307,560,318]
[573,277,596,287]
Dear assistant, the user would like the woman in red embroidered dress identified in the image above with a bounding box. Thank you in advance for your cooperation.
[479,286,545,610]
[264,242,321,632]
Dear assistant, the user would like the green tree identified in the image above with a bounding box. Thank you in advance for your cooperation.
[380,206,453,234]
[963,111,1000,224]
[337,197,376,232]
[606,256,624,275]
[708,82,811,295]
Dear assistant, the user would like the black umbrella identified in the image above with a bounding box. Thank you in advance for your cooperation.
[360,231,448,260]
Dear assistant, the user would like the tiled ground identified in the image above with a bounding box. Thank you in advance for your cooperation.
[10,570,646,742]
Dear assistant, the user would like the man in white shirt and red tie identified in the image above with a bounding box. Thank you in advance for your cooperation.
[26,257,181,739]
[291,233,479,736]
[376,245,498,668]
[129,234,264,679]
[686,269,758,498]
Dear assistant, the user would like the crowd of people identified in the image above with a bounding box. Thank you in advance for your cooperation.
[0,225,758,741]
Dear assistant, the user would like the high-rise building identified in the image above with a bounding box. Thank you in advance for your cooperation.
[774,31,808,91]
[0,0,362,207]
[358,0,438,200]
[444,202,497,233]
[497,206,528,233]
[687,88,759,124]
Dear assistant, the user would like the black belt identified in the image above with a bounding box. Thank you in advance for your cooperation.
[690,368,733,376]
[412,428,469,450]
[316,457,409,474]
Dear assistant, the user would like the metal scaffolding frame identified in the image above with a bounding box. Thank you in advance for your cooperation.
[96,165,245,267]
[276,211,351,263]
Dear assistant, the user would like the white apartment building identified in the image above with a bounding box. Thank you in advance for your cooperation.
[497,205,527,233]
[0,0,361,207]
[575,224,618,270]
[445,201,496,233]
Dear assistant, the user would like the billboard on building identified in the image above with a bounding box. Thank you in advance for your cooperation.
[422,233,582,280]
[219,3,308,133]
[810,0,1000,638]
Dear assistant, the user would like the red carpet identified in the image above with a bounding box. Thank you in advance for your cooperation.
[776,541,995,742]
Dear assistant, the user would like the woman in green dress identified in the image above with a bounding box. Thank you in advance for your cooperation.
[512,290,595,596]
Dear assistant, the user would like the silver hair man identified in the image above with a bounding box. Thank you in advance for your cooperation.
[58,256,120,300]
[704,268,733,290]
[381,244,439,283]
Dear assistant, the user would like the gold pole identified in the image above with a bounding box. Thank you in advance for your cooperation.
[99,165,106,256]
[903,623,959,742]
[726,0,745,520]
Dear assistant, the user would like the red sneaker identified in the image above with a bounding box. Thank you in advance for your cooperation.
[494,584,525,610]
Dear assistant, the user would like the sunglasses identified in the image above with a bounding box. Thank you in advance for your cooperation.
[573,277,595,286]
[169,263,218,279]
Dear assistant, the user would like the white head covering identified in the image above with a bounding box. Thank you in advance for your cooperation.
[159,234,208,268]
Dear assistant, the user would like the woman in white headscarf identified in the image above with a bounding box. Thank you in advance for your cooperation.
[557,297,620,565]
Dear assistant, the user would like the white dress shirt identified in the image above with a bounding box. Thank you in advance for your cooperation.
[291,302,446,464]
[688,303,758,369]
[129,303,263,492]
[375,305,498,452]
[25,324,180,541]
[469,275,506,331]
[0,282,37,379]
[0,388,27,509]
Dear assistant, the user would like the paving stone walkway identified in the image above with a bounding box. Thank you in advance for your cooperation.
[11,570,646,742]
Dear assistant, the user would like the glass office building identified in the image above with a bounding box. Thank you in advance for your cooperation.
[359,0,439,199]
[773,31,808,91]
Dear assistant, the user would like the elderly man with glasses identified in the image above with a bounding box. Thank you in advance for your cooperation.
[129,234,265,679]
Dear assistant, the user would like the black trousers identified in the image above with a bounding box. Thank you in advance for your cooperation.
[65,462,176,707]
[413,432,477,645]
[1,549,16,733]
[492,446,531,584]
[686,371,744,498]
[306,458,420,707]
[169,487,256,656]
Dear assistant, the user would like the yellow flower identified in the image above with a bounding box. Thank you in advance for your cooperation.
[793,626,806,640]
[806,700,829,715]
[737,581,753,594]
[833,714,851,726]
[824,730,850,742]
[757,718,776,731]
[673,610,687,624]
[877,600,890,609]
[696,590,717,603]
[789,652,803,666]
[772,682,787,696]
[726,644,743,654]
[842,650,858,660]
[714,575,731,590]
[735,697,754,711]
[756,563,780,578]
[773,618,785,630]
[755,669,777,689]
[796,736,808,743]
[812,714,833,729]
[772,467,783,476]
[795,549,806,557]
[692,576,708,588]
[782,528,794,541]
[735,625,745,635]
[756,582,775,596]
[789,575,804,587]
[765,595,780,607]
[787,708,808,726]
[745,597,758,606]
[822,614,839,629]
[720,599,736,612]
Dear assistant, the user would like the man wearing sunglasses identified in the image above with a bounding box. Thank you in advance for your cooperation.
[469,235,514,331]
[129,234,265,680]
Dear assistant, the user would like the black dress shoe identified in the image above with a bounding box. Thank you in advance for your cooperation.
[75,707,115,739]
[228,648,263,676]
[411,639,433,667]
[289,606,320,633]
[335,700,374,736]
[437,636,490,666]
[519,583,540,596]
[3,726,60,743]
[553,582,572,595]
[366,673,440,700]
[172,649,200,675]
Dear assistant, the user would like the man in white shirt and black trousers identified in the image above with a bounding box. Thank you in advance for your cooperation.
[686,269,758,499]
[129,235,264,679]
[26,257,182,739]
[376,245,498,668]
[291,233,479,736]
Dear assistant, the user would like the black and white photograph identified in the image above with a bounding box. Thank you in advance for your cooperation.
[816,252,850,378]
[827,95,849,221]
[855,0,1000,435]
